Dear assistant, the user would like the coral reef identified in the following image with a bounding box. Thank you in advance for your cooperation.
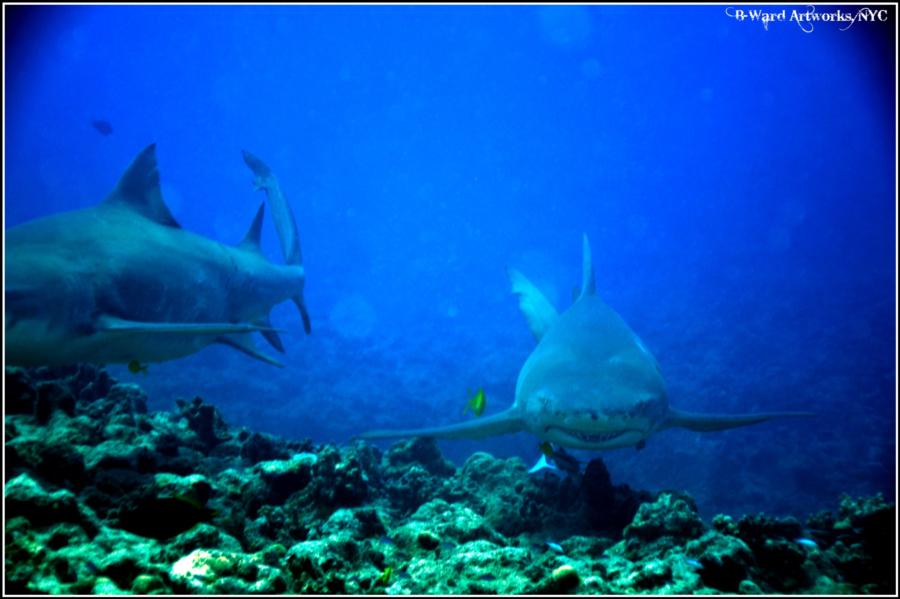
[4,365,895,594]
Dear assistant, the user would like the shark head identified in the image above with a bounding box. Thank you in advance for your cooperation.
[514,293,670,450]
[507,235,671,450]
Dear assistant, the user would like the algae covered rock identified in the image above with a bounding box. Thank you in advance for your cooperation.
[392,498,506,550]
[622,491,703,559]
[385,436,456,477]
[686,530,754,592]
[5,365,895,596]
[5,473,99,535]
[170,548,287,594]
[254,451,318,504]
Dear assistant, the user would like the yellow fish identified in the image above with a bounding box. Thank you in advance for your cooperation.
[127,360,148,375]
[539,441,554,457]
[378,566,392,586]
[463,388,486,417]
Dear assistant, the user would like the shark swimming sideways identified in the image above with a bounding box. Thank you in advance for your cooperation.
[5,144,310,368]
[359,235,813,451]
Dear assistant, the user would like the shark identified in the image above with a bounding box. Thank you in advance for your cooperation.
[5,143,310,368]
[359,235,812,450]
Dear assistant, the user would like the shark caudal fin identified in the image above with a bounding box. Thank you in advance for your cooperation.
[663,408,815,433]
[579,233,596,299]
[357,409,525,441]
[242,149,311,335]
[508,268,558,342]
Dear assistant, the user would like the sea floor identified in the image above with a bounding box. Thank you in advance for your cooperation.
[3,365,895,594]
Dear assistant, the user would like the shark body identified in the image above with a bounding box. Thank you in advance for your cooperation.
[359,235,812,450]
[5,144,310,368]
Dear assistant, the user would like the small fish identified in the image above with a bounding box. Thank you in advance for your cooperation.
[531,443,580,476]
[378,566,392,586]
[463,388,486,417]
[441,541,456,551]
[546,541,564,554]
[91,119,113,136]
[795,537,818,549]
[539,441,554,457]
[528,454,559,475]
[479,574,496,582]
[685,558,704,570]
[127,360,148,375]
[378,535,395,545]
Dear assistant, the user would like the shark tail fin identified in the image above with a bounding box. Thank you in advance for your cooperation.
[508,268,558,342]
[580,233,596,298]
[242,149,310,336]
[356,408,524,442]
[663,408,815,432]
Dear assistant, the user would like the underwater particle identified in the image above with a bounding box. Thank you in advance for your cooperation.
[91,119,113,136]
[551,564,580,591]
[327,293,377,339]
[463,388,486,417]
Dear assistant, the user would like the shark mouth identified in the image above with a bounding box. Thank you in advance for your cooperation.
[547,427,626,444]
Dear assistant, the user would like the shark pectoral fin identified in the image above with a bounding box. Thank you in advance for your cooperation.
[356,408,525,442]
[663,408,815,432]
[508,268,558,342]
[98,316,278,336]
[216,334,284,367]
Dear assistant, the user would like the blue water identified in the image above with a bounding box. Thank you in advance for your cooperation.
[5,5,896,520]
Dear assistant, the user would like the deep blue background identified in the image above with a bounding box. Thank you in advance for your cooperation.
[5,5,896,520]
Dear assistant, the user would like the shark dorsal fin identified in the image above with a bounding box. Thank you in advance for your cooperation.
[508,267,559,342]
[105,143,180,228]
[580,233,596,298]
[239,203,265,253]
